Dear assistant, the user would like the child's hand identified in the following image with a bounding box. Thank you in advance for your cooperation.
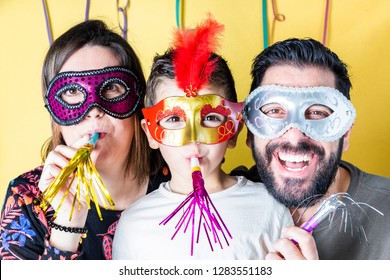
[265,226,319,260]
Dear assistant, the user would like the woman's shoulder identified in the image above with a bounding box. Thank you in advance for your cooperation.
[5,166,43,197]
[9,166,43,186]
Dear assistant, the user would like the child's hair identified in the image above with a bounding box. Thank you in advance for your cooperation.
[40,19,158,183]
[145,50,237,107]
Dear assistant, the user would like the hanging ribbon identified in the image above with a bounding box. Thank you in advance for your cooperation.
[85,0,90,21]
[42,0,53,45]
[322,0,330,46]
[270,0,285,45]
[271,0,285,22]
[263,0,330,48]
[261,0,269,49]
[42,0,92,45]
[117,0,130,40]
[175,0,182,28]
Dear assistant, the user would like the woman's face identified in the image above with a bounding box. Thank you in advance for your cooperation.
[59,45,135,171]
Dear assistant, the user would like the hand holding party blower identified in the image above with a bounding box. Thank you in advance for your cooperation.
[292,192,383,244]
[39,132,115,221]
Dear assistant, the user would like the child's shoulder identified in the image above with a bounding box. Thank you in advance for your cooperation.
[234,175,265,189]
[123,182,167,212]
[230,175,269,195]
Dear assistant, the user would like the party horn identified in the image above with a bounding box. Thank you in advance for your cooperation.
[40,133,114,220]
[160,157,232,255]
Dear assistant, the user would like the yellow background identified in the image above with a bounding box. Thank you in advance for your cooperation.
[1,0,389,202]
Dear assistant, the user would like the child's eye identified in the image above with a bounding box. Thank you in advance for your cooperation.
[61,88,84,104]
[202,113,226,128]
[159,115,186,129]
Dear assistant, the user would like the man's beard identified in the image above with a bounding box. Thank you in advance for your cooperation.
[252,139,343,208]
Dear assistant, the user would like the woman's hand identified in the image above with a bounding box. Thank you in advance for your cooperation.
[265,226,319,260]
[39,136,91,252]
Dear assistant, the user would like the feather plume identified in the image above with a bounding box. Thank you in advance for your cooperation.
[172,15,224,97]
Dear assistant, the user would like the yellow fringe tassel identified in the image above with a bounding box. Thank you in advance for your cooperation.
[39,143,115,221]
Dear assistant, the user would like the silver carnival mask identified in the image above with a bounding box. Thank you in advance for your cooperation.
[243,85,356,142]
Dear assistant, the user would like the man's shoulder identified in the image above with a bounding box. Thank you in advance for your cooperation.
[341,160,390,185]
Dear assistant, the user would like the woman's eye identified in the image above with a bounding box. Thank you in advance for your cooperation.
[61,88,84,104]
[158,115,186,129]
[202,113,226,128]
[65,88,77,95]
[102,82,126,99]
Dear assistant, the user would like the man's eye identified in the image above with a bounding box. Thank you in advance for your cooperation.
[305,105,333,120]
[202,113,226,128]
[261,103,286,118]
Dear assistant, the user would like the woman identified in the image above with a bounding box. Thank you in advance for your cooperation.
[0,20,169,260]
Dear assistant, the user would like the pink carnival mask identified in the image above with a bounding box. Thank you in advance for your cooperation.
[45,66,142,125]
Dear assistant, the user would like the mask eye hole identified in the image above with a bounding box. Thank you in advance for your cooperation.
[158,115,186,129]
[305,104,333,120]
[57,84,86,107]
[260,103,286,119]
[60,87,84,105]
[99,79,127,101]
[157,106,187,129]
[201,113,227,128]
[101,81,126,99]
[200,104,230,127]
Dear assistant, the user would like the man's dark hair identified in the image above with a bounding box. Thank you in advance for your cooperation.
[250,38,352,99]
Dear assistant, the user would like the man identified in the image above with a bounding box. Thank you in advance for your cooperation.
[235,38,390,259]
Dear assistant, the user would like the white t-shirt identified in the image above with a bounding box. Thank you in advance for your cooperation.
[113,176,292,259]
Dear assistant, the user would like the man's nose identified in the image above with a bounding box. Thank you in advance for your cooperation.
[281,127,310,145]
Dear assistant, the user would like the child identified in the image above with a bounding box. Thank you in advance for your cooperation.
[112,16,292,259]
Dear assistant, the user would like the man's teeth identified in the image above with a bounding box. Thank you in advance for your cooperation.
[279,153,312,162]
[285,166,307,172]
[278,153,312,172]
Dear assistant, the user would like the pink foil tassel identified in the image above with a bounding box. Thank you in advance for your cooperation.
[160,157,232,255]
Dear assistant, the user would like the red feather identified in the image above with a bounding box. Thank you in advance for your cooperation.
[172,15,224,97]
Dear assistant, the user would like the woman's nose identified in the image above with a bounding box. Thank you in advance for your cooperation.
[87,107,105,119]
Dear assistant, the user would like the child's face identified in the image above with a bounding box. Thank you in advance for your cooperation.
[142,78,238,180]
[143,79,242,146]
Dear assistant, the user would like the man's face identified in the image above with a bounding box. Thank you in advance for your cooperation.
[251,65,348,208]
